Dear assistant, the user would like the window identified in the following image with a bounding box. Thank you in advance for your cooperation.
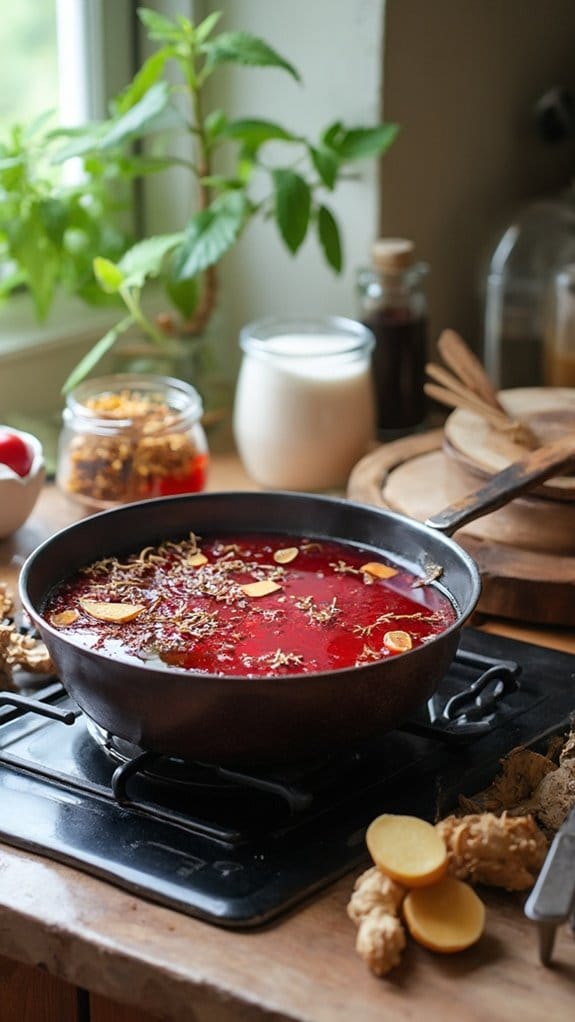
[0,3,59,133]
[0,1,382,432]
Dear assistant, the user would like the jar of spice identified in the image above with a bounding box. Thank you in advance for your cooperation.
[357,238,429,434]
[57,374,209,509]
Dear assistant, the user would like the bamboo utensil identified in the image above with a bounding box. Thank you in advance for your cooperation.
[425,330,539,449]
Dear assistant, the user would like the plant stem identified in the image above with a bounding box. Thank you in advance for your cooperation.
[121,286,169,347]
[178,49,218,337]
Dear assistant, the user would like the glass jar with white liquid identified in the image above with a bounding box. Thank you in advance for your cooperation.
[233,316,376,490]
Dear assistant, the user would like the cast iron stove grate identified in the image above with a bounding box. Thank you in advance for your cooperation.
[0,628,574,929]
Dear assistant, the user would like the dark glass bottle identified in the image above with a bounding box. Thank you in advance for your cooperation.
[357,238,429,433]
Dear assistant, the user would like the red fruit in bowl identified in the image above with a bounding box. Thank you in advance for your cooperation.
[0,430,34,477]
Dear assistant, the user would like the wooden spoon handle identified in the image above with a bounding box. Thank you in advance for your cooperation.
[423,380,513,430]
[437,329,503,411]
[426,435,575,536]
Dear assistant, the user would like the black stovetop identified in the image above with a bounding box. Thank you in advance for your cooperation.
[0,628,574,929]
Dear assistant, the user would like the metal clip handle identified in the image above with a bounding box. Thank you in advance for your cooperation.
[524,804,575,965]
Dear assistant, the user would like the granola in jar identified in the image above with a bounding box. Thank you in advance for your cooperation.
[57,374,209,508]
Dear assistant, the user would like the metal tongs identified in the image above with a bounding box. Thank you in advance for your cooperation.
[524,803,575,965]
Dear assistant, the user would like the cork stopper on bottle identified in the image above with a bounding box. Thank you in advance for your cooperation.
[371,238,415,272]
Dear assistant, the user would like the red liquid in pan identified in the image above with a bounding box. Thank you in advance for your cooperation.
[46,533,457,677]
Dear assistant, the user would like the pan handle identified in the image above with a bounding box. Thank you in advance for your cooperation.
[425,435,575,537]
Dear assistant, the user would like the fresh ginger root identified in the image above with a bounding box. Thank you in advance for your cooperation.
[347,865,406,924]
[355,907,406,977]
[436,811,547,891]
[0,582,55,685]
[459,730,575,835]
[347,866,407,976]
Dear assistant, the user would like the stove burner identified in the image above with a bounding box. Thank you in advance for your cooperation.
[0,628,574,929]
[83,646,521,812]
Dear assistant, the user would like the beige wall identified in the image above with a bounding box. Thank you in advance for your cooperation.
[380,0,575,357]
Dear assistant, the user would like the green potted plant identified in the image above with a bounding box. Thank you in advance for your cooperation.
[54,6,397,401]
[0,115,132,321]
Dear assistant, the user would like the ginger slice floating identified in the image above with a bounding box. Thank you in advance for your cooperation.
[361,562,398,580]
[383,630,413,653]
[366,814,448,887]
[79,599,146,623]
[403,875,485,954]
[240,580,282,598]
[50,609,80,627]
[273,547,299,565]
[187,552,208,567]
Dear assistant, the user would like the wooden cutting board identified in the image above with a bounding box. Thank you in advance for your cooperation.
[347,430,575,626]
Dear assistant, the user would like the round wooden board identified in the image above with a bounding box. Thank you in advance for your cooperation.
[444,386,575,501]
[347,430,575,626]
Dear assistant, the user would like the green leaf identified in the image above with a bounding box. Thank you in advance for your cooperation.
[137,8,183,43]
[117,233,184,288]
[199,175,244,191]
[321,121,344,148]
[98,82,172,150]
[317,205,342,273]
[329,123,399,161]
[93,257,125,294]
[194,10,223,45]
[309,145,339,190]
[10,207,60,319]
[113,49,171,116]
[173,192,248,280]
[62,316,134,394]
[165,263,199,319]
[204,109,227,143]
[202,32,301,81]
[39,198,68,246]
[272,169,311,254]
[50,123,109,163]
[221,118,296,152]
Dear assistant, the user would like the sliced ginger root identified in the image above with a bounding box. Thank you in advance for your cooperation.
[79,599,146,623]
[366,813,448,887]
[403,875,485,954]
[240,580,282,598]
[361,562,398,580]
[383,630,413,653]
[273,547,299,564]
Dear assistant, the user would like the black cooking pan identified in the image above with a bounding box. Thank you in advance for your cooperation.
[19,437,574,767]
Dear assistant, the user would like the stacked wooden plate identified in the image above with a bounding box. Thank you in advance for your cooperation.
[442,387,575,554]
[347,387,575,625]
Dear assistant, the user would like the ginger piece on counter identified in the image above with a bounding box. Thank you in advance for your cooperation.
[0,622,55,683]
[458,747,557,814]
[529,758,575,832]
[403,876,485,954]
[436,811,547,891]
[0,582,14,621]
[347,866,406,925]
[347,866,407,976]
[366,813,447,887]
[355,908,406,977]
[559,730,575,763]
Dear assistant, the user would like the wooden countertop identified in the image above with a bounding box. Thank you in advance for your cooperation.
[1,455,574,1021]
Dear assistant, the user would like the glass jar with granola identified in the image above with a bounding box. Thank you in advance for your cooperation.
[57,374,209,509]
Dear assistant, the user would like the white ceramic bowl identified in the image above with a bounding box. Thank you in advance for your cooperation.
[0,427,45,539]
